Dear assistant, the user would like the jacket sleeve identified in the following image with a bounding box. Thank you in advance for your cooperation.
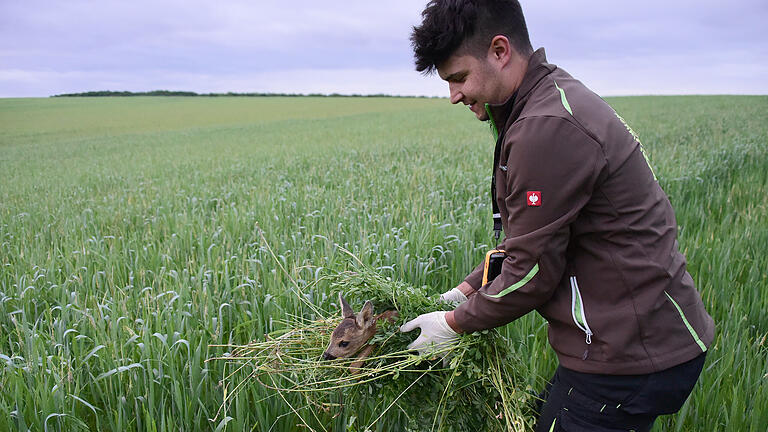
[454,116,606,332]
[463,261,485,290]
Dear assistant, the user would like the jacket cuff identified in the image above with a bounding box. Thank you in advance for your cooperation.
[452,301,485,334]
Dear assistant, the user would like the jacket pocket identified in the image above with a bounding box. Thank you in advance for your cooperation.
[570,276,594,345]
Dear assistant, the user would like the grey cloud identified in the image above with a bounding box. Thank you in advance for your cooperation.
[1,0,766,97]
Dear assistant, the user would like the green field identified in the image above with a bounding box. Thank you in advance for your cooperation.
[1,95,766,431]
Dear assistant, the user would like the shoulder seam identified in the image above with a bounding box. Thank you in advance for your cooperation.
[508,115,604,152]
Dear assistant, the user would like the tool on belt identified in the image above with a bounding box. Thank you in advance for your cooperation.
[482,249,506,286]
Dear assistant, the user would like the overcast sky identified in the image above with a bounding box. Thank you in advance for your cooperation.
[1,0,766,97]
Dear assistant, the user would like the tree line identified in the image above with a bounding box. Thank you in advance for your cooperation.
[51,90,434,98]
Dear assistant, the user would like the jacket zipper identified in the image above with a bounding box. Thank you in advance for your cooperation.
[569,276,593,345]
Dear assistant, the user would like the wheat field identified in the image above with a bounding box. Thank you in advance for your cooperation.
[1,95,766,431]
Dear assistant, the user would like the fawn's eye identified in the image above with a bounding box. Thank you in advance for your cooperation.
[338,341,349,348]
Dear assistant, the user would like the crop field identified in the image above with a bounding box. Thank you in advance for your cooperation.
[0,95,766,431]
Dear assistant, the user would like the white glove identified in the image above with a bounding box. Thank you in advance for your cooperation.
[439,287,468,304]
[399,311,459,357]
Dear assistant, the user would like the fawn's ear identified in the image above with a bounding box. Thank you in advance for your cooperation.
[356,301,374,328]
[339,293,354,319]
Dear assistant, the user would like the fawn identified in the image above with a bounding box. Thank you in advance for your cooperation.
[322,293,398,373]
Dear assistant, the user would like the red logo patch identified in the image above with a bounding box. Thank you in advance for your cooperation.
[526,191,541,206]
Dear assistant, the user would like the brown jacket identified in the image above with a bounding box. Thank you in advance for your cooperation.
[453,49,714,374]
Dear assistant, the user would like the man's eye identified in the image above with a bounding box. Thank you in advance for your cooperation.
[338,341,349,348]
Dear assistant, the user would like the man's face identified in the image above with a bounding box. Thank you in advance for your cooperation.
[437,51,504,121]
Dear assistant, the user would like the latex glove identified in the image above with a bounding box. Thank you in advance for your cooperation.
[439,287,468,304]
[399,311,459,357]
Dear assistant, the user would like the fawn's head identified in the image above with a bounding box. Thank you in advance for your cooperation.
[323,293,377,360]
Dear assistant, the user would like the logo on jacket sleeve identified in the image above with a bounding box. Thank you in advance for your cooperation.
[526,191,541,206]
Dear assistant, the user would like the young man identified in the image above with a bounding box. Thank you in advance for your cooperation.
[399,1,715,430]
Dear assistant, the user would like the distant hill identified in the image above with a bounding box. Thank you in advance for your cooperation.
[51,90,431,98]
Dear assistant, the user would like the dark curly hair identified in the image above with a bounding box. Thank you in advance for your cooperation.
[411,0,533,74]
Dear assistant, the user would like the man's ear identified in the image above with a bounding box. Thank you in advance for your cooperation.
[488,35,512,66]
[339,293,354,319]
[356,301,374,328]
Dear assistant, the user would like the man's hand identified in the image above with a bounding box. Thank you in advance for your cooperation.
[399,311,459,357]
[439,287,468,304]
[438,281,474,304]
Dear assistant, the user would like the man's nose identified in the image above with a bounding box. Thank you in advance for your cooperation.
[449,83,463,104]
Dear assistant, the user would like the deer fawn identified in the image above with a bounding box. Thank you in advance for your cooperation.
[322,293,398,373]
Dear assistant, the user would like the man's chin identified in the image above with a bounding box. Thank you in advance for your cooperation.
[469,105,488,121]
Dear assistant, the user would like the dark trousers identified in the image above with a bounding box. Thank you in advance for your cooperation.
[534,353,706,432]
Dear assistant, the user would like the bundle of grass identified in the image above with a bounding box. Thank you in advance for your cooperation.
[212,263,536,431]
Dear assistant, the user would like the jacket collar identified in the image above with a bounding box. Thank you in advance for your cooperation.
[485,48,555,135]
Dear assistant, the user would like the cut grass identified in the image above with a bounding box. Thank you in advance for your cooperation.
[208,252,534,431]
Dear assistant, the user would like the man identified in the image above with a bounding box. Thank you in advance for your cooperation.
[398,1,715,430]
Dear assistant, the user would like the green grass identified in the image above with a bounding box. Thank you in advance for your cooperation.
[0,95,766,431]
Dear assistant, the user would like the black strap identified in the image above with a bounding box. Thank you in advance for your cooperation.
[488,93,517,241]
[491,132,503,240]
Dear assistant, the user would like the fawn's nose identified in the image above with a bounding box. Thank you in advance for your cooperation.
[322,352,337,360]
